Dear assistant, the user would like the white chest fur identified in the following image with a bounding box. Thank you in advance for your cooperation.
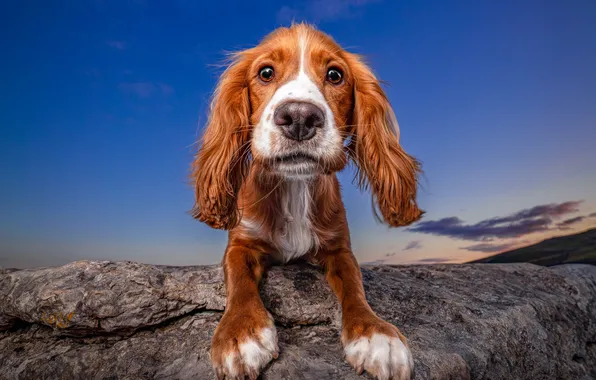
[240,179,318,262]
[276,180,318,261]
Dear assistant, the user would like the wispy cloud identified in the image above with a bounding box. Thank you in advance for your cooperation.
[462,242,518,253]
[119,82,155,98]
[361,259,389,265]
[384,241,422,257]
[557,215,586,229]
[118,82,174,98]
[158,83,174,96]
[408,201,583,241]
[403,240,422,251]
[412,257,453,264]
[277,0,381,24]
[81,68,101,78]
[106,40,127,50]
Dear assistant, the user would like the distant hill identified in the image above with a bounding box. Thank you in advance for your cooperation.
[469,228,596,266]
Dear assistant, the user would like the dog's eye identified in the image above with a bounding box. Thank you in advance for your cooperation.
[326,68,343,84]
[259,66,275,82]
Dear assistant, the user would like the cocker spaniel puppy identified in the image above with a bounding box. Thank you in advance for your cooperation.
[191,23,423,380]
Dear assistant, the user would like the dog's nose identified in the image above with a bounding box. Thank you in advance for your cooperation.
[273,101,325,141]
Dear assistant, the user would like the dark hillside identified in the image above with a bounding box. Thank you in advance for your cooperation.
[469,228,596,266]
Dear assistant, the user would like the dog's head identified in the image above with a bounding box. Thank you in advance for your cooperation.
[191,23,423,230]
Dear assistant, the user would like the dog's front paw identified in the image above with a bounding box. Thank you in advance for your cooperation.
[342,317,413,380]
[211,310,279,380]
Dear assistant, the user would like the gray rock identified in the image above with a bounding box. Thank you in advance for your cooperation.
[1,261,595,380]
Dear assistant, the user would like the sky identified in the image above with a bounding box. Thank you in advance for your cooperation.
[1,0,595,268]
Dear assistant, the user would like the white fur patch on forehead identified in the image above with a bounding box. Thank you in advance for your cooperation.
[298,30,308,76]
[293,31,323,104]
[268,32,328,112]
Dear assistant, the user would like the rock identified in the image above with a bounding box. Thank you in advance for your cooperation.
[0,261,595,380]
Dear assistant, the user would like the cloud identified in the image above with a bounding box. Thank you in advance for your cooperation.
[412,257,453,264]
[403,240,422,251]
[361,259,388,265]
[277,0,381,23]
[408,201,583,241]
[81,68,101,78]
[478,201,582,226]
[158,83,174,96]
[462,242,518,253]
[384,241,422,257]
[119,82,155,98]
[589,212,596,218]
[106,40,127,50]
[277,6,299,23]
[408,215,552,241]
[557,216,586,229]
[384,241,421,257]
[118,82,174,98]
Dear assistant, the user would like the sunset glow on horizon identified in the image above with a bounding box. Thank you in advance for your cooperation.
[1,0,595,269]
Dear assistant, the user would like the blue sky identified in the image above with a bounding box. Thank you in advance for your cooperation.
[1,0,595,268]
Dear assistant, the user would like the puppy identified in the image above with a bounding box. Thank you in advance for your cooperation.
[191,23,423,380]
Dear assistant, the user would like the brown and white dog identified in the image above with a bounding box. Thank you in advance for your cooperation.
[190,23,423,380]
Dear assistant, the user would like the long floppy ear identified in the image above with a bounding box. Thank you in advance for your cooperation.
[346,53,424,227]
[190,52,251,230]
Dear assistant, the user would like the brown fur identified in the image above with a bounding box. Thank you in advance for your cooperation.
[346,51,424,226]
[191,23,422,380]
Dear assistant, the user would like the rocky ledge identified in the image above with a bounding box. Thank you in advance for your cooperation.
[0,261,595,380]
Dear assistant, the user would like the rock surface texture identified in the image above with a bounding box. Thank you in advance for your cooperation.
[1,261,595,380]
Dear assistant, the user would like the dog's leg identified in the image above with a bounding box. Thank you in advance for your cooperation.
[320,249,414,380]
[210,242,278,380]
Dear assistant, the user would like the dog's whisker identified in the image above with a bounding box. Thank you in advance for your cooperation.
[238,176,284,211]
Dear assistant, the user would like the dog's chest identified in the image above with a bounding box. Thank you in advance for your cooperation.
[241,180,318,262]
[274,180,318,261]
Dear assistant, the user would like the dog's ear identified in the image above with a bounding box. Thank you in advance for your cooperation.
[190,52,252,230]
[346,52,424,227]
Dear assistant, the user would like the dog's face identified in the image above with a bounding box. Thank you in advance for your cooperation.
[191,24,423,230]
[246,27,352,178]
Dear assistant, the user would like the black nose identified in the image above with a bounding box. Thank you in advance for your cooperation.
[273,101,325,141]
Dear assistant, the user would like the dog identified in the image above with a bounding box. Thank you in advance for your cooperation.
[190,23,423,380]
